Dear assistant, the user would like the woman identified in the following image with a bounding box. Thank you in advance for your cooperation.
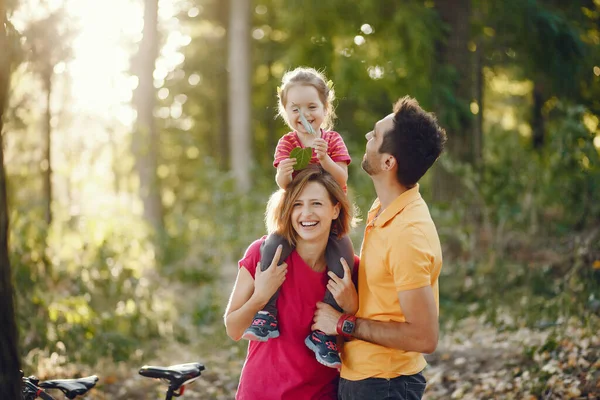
[224,166,359,399]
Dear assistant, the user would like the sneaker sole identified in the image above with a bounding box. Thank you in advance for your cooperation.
[241,330,280,342]
[304,337,342,369]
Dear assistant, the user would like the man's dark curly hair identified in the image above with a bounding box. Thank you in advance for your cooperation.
[379,96,447,187]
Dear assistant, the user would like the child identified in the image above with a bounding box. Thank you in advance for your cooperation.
[242,67,354,369]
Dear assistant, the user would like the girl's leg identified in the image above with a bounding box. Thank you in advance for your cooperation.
[242,233,293,342]
[305,235,354,368]
[259,233,293,316]
[323,234,354,312]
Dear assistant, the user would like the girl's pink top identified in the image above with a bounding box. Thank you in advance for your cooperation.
[273,130,352,168]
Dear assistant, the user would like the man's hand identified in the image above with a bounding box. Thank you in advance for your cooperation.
[312,302,342,336]
[327,258,358,315]
[312,138,328,161]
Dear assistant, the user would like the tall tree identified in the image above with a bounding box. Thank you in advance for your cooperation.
[23,9,72,225]
[0,2,22,397]
[132,0,164,233]
[228,0,252,192]
[432,0,475,201]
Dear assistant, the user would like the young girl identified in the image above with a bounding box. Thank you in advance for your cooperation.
[242,67,355,369]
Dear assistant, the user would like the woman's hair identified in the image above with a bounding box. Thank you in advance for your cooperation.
[277,67,337,131]
[265,166,351,246]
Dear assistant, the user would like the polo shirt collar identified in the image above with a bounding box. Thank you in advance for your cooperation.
[368,184,422,227]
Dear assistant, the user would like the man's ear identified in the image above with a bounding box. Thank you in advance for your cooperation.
[382,154,397,171]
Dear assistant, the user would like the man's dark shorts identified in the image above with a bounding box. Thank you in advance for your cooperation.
[338,372,426,400]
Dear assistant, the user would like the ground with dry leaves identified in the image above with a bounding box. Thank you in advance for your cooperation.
[39,305,597,400]
[28,251,599,400]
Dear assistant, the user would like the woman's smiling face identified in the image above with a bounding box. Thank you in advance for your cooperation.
[291,181,340,243]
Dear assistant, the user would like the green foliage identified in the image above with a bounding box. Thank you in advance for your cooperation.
[10,210,179,365]
[541,104,600,230]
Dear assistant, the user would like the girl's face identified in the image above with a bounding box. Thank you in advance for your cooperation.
[284,85,327,135]
[291,181,340,244]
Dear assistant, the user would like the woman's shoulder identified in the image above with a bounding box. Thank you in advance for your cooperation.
[238,236,268,275]
[243,236,267,255]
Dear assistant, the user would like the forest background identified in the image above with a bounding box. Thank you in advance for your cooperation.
[1,0,599,398]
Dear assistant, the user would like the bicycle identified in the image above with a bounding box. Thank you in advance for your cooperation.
[21,371,99,399]
[21,361,204,399]
[139,362,205,400]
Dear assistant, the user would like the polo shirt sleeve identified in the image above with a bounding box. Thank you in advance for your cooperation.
[273,136,295,168]
[326,131,352,164]
[387,226,433,292]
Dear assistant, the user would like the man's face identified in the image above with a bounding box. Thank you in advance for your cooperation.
[361,114,394,175]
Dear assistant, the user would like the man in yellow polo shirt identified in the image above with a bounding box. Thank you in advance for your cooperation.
[312,96,446,399]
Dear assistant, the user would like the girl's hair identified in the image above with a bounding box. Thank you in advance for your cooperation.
[265,166,351,246]
[277,67,337,131]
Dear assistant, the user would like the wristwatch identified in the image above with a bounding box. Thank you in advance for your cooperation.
[337,314,357,338]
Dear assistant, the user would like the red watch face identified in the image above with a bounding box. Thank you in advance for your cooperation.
[342,320,355,335]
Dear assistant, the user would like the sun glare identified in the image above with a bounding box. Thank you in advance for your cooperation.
[9,0,189,218]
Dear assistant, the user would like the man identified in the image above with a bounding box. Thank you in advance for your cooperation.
[312,96,447,399]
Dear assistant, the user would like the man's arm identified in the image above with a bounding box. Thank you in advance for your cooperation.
[352,286,438,353]
[312,285,438,354]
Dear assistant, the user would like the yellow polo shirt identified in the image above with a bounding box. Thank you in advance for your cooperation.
[341,184,442,380]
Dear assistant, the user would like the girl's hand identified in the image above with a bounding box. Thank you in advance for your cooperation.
[313,138,328,161]
[327,258,358,315]
[253,245,288,306]
[277,158,296,178]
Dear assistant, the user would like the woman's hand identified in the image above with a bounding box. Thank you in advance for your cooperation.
[312,138,328,162]
[327,258,358,315]
[252,245,288,306]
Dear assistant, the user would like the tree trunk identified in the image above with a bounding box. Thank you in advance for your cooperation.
[0,8,23,397]
[265,58,276,163]
[532,81,545,150]
[228,0,252,192]
[219,76,229,170]
[473,38,483,168]
[132,0,163,233]
[42,70,52,225]
[265,8,276,159]
[217,1,229,170]
[432,0,474,202]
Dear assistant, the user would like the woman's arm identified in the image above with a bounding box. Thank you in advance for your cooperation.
[224,246,288,341]
[224,268,268,341]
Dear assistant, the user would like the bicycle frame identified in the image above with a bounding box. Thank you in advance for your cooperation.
[22,377,54,400]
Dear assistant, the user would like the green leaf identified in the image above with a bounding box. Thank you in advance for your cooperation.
[290,147,312,170]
